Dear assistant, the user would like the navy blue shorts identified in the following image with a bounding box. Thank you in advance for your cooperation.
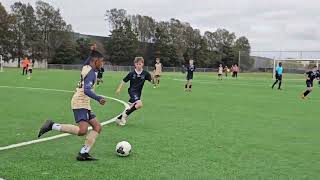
[306,80,313,88]
[276,74,282,80]
[187,74,193,80]
[129,91,141,103]
[72,108,96,123]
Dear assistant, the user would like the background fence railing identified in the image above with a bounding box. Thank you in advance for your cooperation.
[48,64,218,72]
[47,64,310,74]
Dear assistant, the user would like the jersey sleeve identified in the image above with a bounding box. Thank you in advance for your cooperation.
[84,71,102,102]
[306,71,311,76]
[145,71,152,82]
[123,72,131,82]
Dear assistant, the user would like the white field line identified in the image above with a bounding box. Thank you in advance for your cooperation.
[0,85,129,151]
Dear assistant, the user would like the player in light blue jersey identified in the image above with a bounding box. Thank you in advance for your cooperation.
[272,62,283,90]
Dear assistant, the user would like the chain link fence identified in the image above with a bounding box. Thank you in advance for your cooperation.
[48,64,217,72]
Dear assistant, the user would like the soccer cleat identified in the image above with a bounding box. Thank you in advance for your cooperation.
[76,153,98,161]
[121,113,128,124]
[115,115,126,126]
[37,120,54,138]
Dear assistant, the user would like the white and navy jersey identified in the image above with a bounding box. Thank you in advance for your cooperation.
[28,63,33,70]
[306,70,320,82]
[71,65,102,110]
[123,70,152,94]
[186,65,196,76]
[97,67,105,78]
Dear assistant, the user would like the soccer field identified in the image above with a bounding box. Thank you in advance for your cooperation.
[0,68,319,179]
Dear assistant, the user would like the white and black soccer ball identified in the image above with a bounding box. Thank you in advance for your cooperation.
[116,141,132,157]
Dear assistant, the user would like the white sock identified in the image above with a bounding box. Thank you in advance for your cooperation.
[52,123,61,131]
[80,145,91,154]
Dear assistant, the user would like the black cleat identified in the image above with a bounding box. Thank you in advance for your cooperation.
[76,153,98,161]
[37,120,54,138]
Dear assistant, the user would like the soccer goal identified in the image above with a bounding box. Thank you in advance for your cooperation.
[272,58,320,80]
[0,55,3,72]
[248,51,320,80]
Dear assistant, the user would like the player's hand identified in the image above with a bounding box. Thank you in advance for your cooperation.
[99,98,106,105]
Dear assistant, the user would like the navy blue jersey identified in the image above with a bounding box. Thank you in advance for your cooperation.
[123,70,152,94]
[186,65,196,76]
[97,67,104,78]
[306,70,320,82]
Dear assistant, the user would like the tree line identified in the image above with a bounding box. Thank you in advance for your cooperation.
[0,1,93,66]
[0,2,253,69]
[105,9,253,69]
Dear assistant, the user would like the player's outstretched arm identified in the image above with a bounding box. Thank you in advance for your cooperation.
[116,81,125,95]
[116,72,131,95]
[83,72,105,105]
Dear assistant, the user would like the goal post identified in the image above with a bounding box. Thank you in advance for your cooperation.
[0,55,3,72]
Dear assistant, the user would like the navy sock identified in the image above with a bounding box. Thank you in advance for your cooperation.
[303,90,311,97]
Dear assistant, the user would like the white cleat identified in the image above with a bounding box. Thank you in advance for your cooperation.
[115,113,128,126]
[121,113,128,125]
[115,118,122,125]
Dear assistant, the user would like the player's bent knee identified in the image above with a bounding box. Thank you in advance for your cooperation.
[93,124,102,133]
[78,129,88,136]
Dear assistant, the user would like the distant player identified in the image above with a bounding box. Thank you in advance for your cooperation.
[97,67,104,86]
[27,61,33,80]
[115,57,152,126]
[233,64,239,78]
[153,58,162,88]
[272,62,283,90]
[224,66,229,77]
[185,60,195,91]
[218,64,223,80]
[22,57,30,75]
[37,51,106,161]
[302,66,320,99]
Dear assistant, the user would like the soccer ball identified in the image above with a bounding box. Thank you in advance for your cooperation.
[116,141,132,157]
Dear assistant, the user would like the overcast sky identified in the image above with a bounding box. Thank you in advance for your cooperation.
[2,0,320,52]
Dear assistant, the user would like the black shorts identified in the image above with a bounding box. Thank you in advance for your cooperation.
[306,80,313,88]
[28,69,32,73]
[154,75,161,78]
[187,74,193,80]
[72,108,96,123]
[218,73,222,76]
[276,74,282,80]
[129,91,141,103]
